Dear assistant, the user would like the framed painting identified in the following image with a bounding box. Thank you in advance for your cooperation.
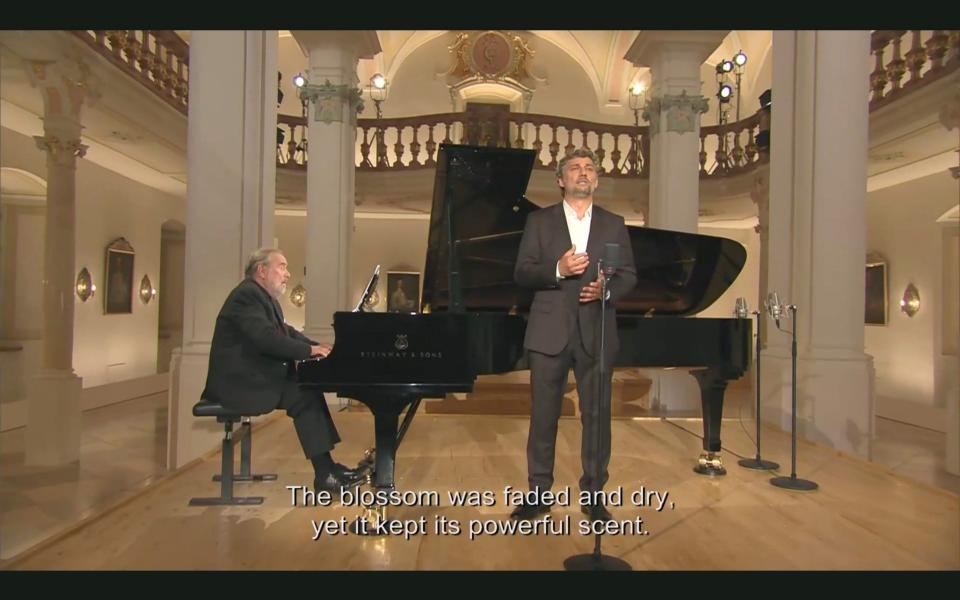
[386,271,420,313]
[105,237,135,314]
[865,255,887,325]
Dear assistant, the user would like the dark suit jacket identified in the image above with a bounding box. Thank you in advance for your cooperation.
[514,202,637,359]
[202,278,316,414]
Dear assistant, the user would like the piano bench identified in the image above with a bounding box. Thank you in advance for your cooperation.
[188,399,277,507]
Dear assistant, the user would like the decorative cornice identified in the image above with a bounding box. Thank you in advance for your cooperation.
[33,135,87,166]
[298,80,364,125]
[643,90,709,136]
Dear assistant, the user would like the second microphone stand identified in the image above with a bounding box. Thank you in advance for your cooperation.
[770,304,818,491]
[739,308,779,471]
[564,264,631,571]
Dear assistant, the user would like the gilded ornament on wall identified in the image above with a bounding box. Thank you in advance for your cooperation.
[447,31,535,83]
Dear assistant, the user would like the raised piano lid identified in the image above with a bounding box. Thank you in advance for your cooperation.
[421,144,747,317]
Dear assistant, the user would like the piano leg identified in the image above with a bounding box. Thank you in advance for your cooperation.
[691,367,728,476]
[350,395,422,536]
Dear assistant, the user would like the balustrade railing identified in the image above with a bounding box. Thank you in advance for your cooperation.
[71,30,189,114]
[870,30,959,110]
[277,109,766,178]
[72,29,955,176]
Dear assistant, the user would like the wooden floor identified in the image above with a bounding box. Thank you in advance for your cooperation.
[4,408,958,571]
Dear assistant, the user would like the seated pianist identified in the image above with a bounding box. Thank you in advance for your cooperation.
[201,247,363,494]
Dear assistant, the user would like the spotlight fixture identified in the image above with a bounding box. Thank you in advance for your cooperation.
[716,59,734,74]
[717,83,733,102]
[733,50,747,67]
[292,73,306,88]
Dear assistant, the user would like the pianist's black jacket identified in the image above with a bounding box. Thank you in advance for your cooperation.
[202,278,316,414]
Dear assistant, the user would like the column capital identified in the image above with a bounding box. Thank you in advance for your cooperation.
[299,79,364,125]
[643,91,708,135]
[33,134,87,167]
[24,59,100,121]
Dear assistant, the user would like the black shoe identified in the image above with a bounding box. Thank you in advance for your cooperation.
[314,471,362,496]
[334,462,363,480]
[510,501,550,521]
[580,503,613,522]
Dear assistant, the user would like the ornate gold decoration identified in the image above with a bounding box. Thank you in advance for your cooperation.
[76,267,95,302]
[900,283,920,317]
[138,274,156,304]
[447,30,535,82]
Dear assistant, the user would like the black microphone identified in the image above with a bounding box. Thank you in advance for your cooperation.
[598,243,620,281]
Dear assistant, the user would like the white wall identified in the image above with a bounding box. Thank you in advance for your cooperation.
[866,170,959,425]
[0,125,185,390]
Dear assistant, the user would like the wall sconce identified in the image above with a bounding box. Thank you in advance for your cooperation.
[76,267,96,302]
[290,283,306,307]
[900,283,920,317]
[364,290,380,309]
[138,274,157,304]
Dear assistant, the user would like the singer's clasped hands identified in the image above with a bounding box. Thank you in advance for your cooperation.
[558,244,605,304]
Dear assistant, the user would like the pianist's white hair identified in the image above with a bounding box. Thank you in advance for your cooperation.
[245,247,281,279]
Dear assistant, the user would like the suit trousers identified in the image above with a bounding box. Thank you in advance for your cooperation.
[526,316,612,495]
[279,382,341,459]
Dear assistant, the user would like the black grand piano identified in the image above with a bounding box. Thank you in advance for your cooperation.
[299,144,752,500]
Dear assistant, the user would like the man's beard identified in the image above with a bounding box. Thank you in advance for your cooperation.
[569,184,594,198]
[271,282,287,299]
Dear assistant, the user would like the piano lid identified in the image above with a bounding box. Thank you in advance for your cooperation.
[422,144,538,313]
[421,144,747,317]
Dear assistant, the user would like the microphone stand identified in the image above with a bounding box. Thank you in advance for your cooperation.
[739,308,779,471]
[565,261,631,571]
[770,304,818,491]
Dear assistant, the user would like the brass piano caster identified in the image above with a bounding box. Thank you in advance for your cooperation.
[359,447,376,468]
[693,451,727,476]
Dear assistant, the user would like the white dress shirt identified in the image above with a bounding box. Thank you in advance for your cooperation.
[556,200,592,279]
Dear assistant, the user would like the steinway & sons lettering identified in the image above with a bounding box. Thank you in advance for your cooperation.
[358,350,444,359]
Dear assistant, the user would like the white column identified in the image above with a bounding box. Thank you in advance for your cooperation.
[751,166,770,346]
[168,31,278,468]
[291,31,380,342]
[24,61,92,466]
[624,31,726,412]
[625,31,727,233]
[762,31,875,458]
[937,92,960,474]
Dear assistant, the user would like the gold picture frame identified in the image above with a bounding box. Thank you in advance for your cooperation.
[105,237,135,314]
[386,271,420,314]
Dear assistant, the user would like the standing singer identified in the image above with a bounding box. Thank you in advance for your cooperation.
[510,148,637,522]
